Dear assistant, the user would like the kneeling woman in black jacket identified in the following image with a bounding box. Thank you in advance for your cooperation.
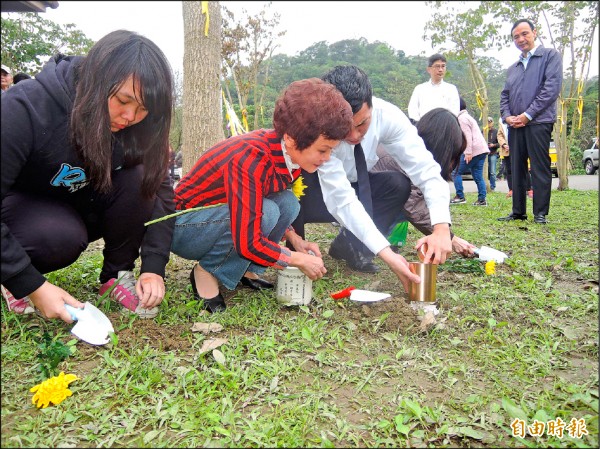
[1,30,175,322]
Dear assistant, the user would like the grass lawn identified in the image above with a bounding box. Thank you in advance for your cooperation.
[1,189,598,448]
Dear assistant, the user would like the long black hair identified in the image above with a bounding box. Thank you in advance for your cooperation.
[417,108,466,181]
[70,30,173,197]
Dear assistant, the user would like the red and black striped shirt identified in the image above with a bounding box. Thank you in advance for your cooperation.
[175,129,300,269]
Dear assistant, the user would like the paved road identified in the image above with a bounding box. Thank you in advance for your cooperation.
[450,174,598,194]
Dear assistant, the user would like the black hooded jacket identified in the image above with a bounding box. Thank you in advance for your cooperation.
[1,54,175,298]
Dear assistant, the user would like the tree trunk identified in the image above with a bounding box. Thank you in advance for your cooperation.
[182,1,225,174]
[555,97,570,190]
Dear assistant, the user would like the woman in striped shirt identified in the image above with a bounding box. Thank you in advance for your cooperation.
[172,78,353,313]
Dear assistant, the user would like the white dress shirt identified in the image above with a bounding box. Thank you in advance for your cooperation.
[316,97,452,255]
[407,79,460,122]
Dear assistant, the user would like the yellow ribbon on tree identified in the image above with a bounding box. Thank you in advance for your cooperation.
[241,108,249,133]
[221,90,245,136]
[475,90,484,121]
[558,99,565,133]
[576,79,585,130]
[577,96,584,130]
[201,1,210,37]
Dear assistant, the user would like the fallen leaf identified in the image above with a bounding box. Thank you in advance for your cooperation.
[81,423,100,434]
[419,312,437,332]
[212,349,226,365]
[364,280,382,291]
[447,426,485,440]
[560,327,580,341]
[532,272,545,281]
[191,322,224,334]
[199,338,228,355]
[583,281,599,293]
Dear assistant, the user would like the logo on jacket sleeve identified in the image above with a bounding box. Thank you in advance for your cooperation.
[50,163,89,192]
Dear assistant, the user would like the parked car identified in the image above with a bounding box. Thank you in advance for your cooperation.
[582,138,599,175]
[458,140,558,181]
[548,141,558,177]
[528,141,558,177]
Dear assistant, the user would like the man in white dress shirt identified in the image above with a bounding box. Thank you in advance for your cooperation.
[289,65,452,289]
[407,54,460,124]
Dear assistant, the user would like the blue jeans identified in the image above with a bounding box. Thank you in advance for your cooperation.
[171,190,299,290]
[488,153,498,190]
[453,153,487,202]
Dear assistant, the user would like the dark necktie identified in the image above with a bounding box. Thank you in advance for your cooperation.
[354,143,373,216]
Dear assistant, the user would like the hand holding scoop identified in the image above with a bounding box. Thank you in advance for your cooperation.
[65,302,114,345]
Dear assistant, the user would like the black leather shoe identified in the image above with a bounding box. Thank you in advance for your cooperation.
[329,238,379,273]
[497,213,528,222]
[534,214,547,224]
[189,268,226,313]
[240,276,274,290]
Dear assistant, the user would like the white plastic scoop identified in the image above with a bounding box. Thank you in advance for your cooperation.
[65,302,114,345]
[349,289,391,302]
[474,245,508,263]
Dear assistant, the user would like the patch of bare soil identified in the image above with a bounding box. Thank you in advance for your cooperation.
[74,314,192,354]
[344,296,421,333]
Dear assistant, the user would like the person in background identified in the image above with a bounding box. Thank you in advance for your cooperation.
[497,117,511,195]
[407,53,460,124]
[498,18,562,224]
[171,78,353,313]
[372,108,476,257]
[497,118,508,181]
[450,97,490,206]
[1,30,175,321]
[497,118,532,198]
[487,117,499,191]
[289,65,452,278]
[1,65,13,93]
[13,72,32,84]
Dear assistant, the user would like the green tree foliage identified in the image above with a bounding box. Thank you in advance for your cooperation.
[221,2,285,130]
[238,37,507,130]
[1,12,94,75]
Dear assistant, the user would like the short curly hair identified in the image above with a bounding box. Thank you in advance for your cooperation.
[273,78,353,150]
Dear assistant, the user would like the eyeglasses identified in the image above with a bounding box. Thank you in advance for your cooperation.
[430,64,447,70]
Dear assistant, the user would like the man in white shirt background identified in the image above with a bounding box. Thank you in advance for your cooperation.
[407,54,460,124]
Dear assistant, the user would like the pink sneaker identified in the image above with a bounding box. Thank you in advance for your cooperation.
[1,285,35,314]
[99,271,158,319]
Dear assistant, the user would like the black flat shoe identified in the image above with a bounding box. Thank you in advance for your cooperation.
[240,276,274,290]
[328,236,379,273]
[189,268,226,313]
[497,213,528,222]
[534,214,547,224]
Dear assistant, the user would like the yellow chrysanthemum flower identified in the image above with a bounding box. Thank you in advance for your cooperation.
[485,260,496,275]
[291,176,308,200]
[30,372,79,408]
